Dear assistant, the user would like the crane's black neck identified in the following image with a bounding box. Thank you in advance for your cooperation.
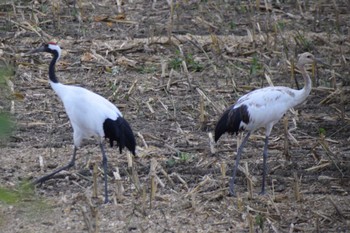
[49,51,60,83]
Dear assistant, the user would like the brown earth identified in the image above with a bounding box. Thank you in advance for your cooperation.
[0,1,350,232]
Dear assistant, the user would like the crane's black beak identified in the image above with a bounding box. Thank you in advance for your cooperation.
[28,45,46,54]
[314,58,330,67]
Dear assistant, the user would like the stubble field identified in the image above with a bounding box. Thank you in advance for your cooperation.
[0,1,349,232]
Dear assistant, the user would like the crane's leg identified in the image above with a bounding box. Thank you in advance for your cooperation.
[229,132,251,196]
[99,143,109,204]
[33,146,78,184]
[259,136,269,195]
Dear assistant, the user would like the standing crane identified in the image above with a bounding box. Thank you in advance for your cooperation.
[215,52,322,196]
[30,42,136,203]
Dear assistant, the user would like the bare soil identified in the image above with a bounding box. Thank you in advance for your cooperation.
[1,1,350,232]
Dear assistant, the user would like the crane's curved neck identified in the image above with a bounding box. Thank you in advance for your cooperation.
[296,65,312,105]
[49,51,59,83]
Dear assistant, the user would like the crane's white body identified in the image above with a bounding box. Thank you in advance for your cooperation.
[51,82,123,147]
[31,43,136,203]
[215,52,318,196]
[234,84,311,135]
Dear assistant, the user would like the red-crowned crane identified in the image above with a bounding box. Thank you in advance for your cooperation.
[30,42,136,203]
[215,52,322,196]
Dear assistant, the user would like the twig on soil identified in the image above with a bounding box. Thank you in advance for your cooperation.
[137,132,148,148]
[328,196,346,220]
[319,89,341,105]
[113,167,124,203]
[38,155,44,172]
[159,165,175,188]
[92,162,98,198]
[268,191,281,217]
[264,73,274,87]
[189,175,210,194]
[172,173,188,191]
[149,158,157,208]
[238,163,254,199]
[7,19,52,40]
[283,115,290,161]
[311,209,332,222]
[293,172,301,202]
[145,100,155,117]
[116,0,123,14]
[196,87,221,113]
[220,161,227,195]
[305,160,331,172]
[79,198,99,233]
[199,95,206,128]
[177,45,193,91]
[126,79,138,99]
[166,0,174,43]
[266,217,279,233]
[164,143,181,155]
[247,213,254,233]
[208,132,216,154]
[318,134,344,176]
[126,153,142,193]
[160,59,167,86]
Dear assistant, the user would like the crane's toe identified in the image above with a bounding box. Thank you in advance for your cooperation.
[229,181,237,197]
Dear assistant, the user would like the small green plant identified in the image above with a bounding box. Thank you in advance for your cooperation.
[0,66,13,84]
[276,20,285,31]
[0,66,14,139]
[169,51,183,70]
[166,157,176,167]
[169,50,203,72]
[294,31,313,51]
[0,113,13,138]
[319,127,326,136]
[166,152,194,167]
[255,214,265,231]
[0,181,35,204]
[136,65,157,74]
[0,187,20,204]
[179,152,192,163]
[229,21,237,30]
[185,54,203,72]
[250,55,262,76]
[0,181,51,224]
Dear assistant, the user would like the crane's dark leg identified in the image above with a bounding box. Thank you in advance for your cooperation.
[259,136,269,195]
[99,143,109,204]
[33,146,78,184]
[229,132,251,196]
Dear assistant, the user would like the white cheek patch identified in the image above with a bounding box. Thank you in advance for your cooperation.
[48,44,62,60]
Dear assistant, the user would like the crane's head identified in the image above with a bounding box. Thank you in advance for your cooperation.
[296,52,327,69]
[30,42,61,60]
[296,52,316,68]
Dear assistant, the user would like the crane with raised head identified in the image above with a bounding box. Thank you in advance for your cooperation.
[215,52,322,196]
[30,42,136,203]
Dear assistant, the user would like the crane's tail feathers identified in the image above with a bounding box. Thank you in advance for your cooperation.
[215,105,249,142]
[103,117,136,155]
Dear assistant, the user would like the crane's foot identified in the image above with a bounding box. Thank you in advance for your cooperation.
[32,162,75,185]
[228,181,237,197]
[103,195,110,204]
[258,189,267,195]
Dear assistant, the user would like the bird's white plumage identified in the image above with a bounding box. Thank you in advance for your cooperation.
[214,52,319,196]
[31,43,136,203]
[50,82,123,147]
[233,85,311,135]
[48,43,61,59]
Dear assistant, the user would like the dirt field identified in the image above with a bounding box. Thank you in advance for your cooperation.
[1,1,350,232]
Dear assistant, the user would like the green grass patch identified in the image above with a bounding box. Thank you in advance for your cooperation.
[169,50,203,72]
